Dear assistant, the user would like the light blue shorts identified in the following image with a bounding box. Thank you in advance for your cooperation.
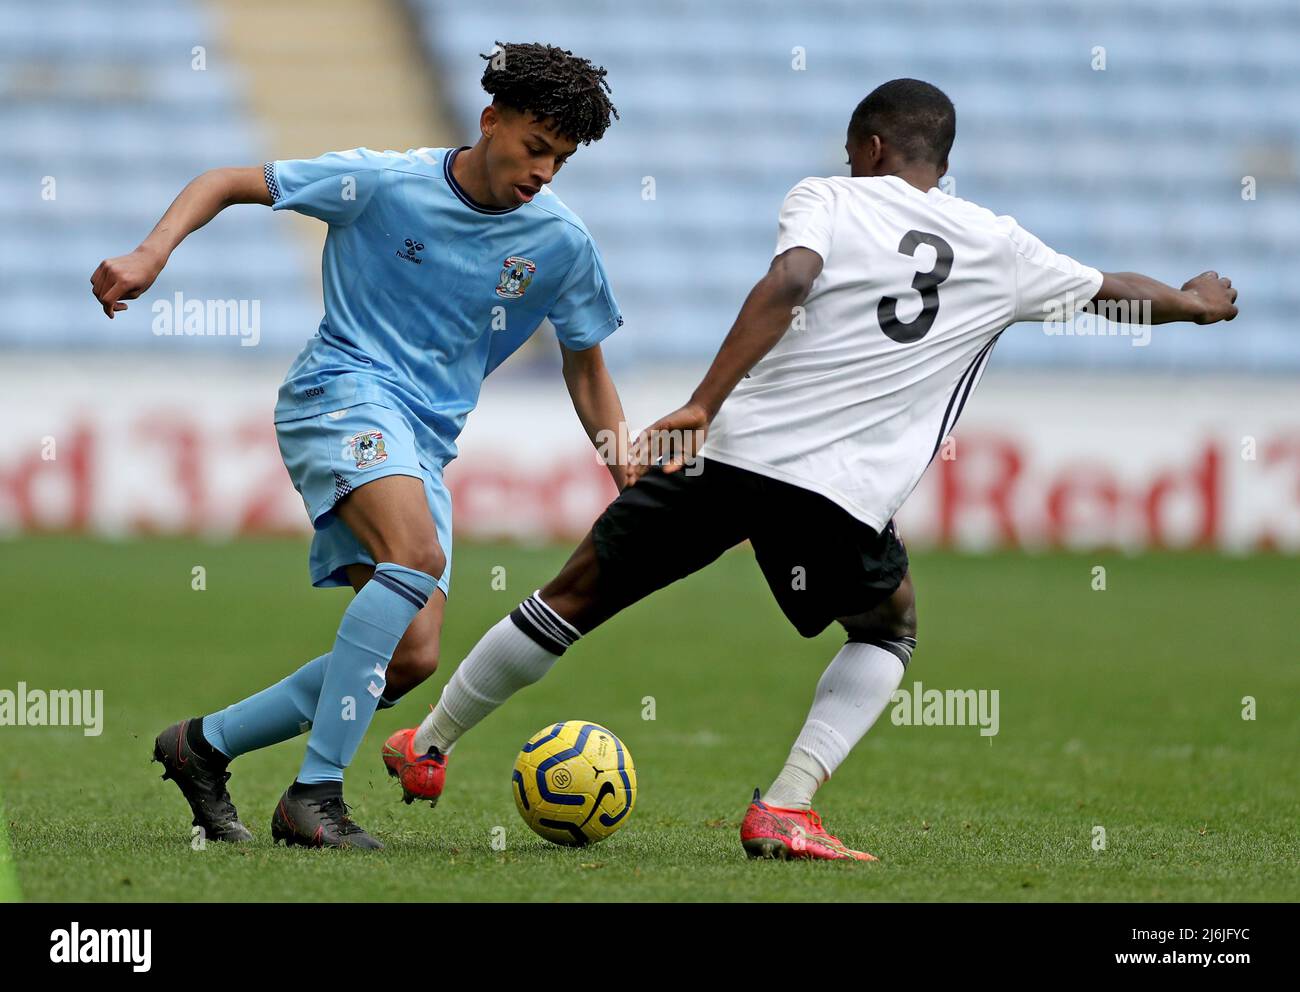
[275,402,453,596]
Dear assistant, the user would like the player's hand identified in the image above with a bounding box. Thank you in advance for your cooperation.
[626,402,710,487]
[90,246,166,319]
[1181,271,1238,324]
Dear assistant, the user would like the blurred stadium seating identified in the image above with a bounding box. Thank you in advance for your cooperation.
[413,0,1299,371]
[0,0,320,350]
[3,0,1297,370]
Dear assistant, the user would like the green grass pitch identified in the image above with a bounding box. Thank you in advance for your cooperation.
[0,536,1296,902]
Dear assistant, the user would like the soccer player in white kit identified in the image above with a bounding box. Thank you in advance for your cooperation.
[384,78,1240,860]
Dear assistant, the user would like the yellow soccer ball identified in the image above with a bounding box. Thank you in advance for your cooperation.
[512,721,636,846]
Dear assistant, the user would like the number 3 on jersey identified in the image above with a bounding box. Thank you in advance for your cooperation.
[877,230,954,344]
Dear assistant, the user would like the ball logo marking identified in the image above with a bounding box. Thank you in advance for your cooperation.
[512,720,637,847]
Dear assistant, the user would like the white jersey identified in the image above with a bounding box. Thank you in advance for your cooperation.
[701,174,1102,531]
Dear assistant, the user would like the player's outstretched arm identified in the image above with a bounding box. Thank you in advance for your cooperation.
[90,166,272,319]
[626,246,823,485]
[560,341,630,490]
[1092,270,1238,325]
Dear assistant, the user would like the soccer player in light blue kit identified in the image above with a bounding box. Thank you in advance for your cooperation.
[91,43,628,848]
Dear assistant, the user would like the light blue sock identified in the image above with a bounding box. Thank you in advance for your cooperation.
[299,562,437,784]
[202,654,330,759]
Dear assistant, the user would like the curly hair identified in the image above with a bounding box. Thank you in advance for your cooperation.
[480,41,619,145]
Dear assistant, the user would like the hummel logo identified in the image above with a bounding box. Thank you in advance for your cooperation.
[396,238,425,264]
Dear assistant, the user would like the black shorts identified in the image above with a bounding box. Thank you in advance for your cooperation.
[591,458,909,638]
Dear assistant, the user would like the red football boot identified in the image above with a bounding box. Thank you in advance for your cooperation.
[740,789,878,861]
[381,727,447,806]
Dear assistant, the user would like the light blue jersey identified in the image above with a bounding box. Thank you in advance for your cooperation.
[266,146,623,465]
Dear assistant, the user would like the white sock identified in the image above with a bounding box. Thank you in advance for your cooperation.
[763,638,914,810]
[413,591,580,753]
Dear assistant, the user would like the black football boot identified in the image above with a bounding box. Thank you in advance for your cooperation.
[270,781,383,850]
[152,718,254,843]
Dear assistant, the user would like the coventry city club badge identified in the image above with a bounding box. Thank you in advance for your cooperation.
[347,430,387,469]
[495,256,537,299]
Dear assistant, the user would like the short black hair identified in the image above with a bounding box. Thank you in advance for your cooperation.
[848,78,955,167]
[480,41,619,145]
